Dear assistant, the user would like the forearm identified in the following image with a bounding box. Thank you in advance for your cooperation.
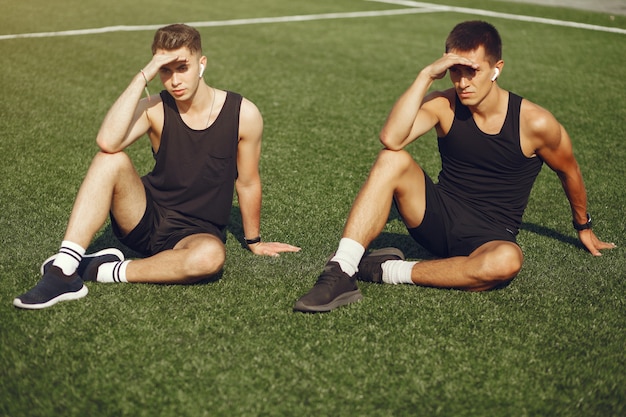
[379,69,435,150]
[96,72,147,152]
[236,179,262,240]
[557,164,588,224]
[558,164,616,256]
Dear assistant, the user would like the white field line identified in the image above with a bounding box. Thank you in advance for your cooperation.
[371,0,626,34]
[0,8,435,41]
[0,1,624,41]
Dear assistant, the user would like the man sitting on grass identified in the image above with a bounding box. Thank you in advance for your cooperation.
[294,20,616,313]
[14,24,300,310]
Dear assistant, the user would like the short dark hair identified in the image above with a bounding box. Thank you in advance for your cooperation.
[445,21,502,65]
[151,24,202,55]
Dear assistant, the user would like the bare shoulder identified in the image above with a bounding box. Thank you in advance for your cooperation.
[238,96,263,140]
[239,97,262,120]
[424,88,455,109]
[143,93,164,112]
[144,94,165,141]
[422,88,457,123]
[520,99,560,136]
[520,98,562,149]
[424,88,456,135]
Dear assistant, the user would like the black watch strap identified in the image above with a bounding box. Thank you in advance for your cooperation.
[245,236,261,245]
[573,213,592,231]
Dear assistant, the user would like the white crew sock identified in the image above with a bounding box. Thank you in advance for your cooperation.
[330,238,365,277]
[52,241,86,276]
[96,260,130,283]
[382,260,418,285]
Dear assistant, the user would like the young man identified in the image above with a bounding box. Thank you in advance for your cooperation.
[294,20,616,313]
[14,24,300,309]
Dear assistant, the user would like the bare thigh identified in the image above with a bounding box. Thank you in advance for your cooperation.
[65,151,146,246]
[385,150,428,229]
[100,152,147,235]
[344,149,428,245]
[125,233,226,283]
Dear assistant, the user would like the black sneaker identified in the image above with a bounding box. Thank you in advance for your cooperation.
[293,261,362,313]
[356,247,405,283]
[41,248,124,281]
[13,265,88,310]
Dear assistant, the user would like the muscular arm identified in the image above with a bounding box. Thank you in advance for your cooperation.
[235,98,263,243]
[96,73,153,153]
[529,103,616,255]
[96,54,184,153]
[380,53,478,150]
[235,99,301,256]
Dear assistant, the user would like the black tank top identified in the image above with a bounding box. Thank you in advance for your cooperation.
[142,90,242,228]
[437,92,543,232]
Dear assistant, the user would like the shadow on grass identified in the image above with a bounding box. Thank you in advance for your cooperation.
[369,205,585,258]
[371,222,584,259]
[519,222,583,250]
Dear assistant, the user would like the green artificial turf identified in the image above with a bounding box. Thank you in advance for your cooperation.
[0,0,624,416]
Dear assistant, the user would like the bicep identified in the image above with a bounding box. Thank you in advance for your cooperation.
[535,120,577,175]
[236,99,263,184]
[408,106,440,141]
[404,93,449,146]
[119,98,159,151]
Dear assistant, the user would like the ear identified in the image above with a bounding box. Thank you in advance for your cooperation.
[491,60,504,82]
[491,68,500,81]
[199,56,208,78]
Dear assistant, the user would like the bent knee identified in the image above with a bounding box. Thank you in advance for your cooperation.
[371,149,422,185]
[184,242,226,283]
[496,244,523,278]
[93,150,131,164]
[476,244,523,290]
[92,150,134,173]
[376,149,415,170]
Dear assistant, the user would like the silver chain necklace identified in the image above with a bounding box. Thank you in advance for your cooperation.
[205,87,216,128]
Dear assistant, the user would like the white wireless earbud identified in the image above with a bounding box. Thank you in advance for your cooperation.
[491,68,500,81]
[199,64,205,78]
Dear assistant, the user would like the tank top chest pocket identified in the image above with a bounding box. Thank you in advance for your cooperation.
[202,144,236,185]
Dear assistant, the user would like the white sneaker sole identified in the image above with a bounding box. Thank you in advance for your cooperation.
[13,285,88,310]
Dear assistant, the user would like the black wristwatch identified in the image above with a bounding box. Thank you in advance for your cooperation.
[573,213,592,231]
[245,236,262,245]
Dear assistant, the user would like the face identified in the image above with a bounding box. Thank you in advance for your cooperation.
[155,47,205,101]
[448,46,500,107]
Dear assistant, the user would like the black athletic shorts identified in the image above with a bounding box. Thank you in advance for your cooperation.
[110,186,226,257]
[405,173,518,258]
